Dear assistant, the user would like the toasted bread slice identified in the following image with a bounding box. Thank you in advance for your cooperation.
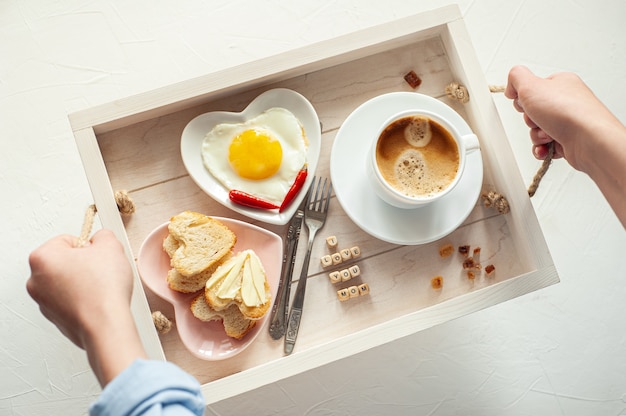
[162,234,179,258]
[167,211,236,277]
[167,251,233,293]
[190,293,256,339]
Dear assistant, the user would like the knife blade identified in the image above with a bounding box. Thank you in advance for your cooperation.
[268,199,305,339]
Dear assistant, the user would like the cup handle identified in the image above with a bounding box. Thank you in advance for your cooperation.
[462,134,480,154]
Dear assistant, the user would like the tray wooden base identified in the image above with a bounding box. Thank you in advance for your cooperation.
[71,5,558,404]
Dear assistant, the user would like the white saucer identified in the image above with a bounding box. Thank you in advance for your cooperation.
[330,92,483,245]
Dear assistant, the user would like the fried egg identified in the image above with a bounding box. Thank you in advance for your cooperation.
[202,107,308,205]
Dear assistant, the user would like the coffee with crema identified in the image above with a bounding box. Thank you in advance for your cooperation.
[375,115,459,198]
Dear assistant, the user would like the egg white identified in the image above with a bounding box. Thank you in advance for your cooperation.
[202,107,308,205]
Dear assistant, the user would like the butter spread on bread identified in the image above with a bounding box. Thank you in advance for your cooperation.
[205,249,271,320]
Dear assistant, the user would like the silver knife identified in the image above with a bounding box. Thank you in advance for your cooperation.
[268,199,305,339]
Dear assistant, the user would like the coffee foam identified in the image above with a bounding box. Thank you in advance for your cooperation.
[389,149,453,197]
[375,116,460,199]
[403,116,431,147]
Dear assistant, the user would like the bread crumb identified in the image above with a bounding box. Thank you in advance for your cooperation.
[472,247,481,263]
[485,264,496,277]
[439,243,454,258]
[430,276,444,289]
[462,257,476,270]
[403,70,422,89]
[458,245,470,257]
[467,271,476,280]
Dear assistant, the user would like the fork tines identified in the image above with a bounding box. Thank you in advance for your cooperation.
[307,176,332,212]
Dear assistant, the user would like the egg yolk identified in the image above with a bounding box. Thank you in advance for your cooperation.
[228,129,282,180]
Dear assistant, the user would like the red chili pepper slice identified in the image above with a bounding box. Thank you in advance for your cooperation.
[229,190,279,210]
[279,167,308,213]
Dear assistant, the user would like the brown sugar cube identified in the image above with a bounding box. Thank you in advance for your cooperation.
[462,257,476,270]
[458,245,470,257]
[403,70,422,89]
[467,270,476,280]
[431,276,444,289]
[337,288,350,301]
[348,265,361,278]
[485,264,496,277]
[331,252,343,265]
[340,269,352,282]
[326,236,338,249]
[439,243,454,258]
[473,247,481,263]
[329,271,342,284]
[349,246,361,258]
[358,283,370,296]
[340,248,352,261]
[348,285,359,298]
[320,255,333,268]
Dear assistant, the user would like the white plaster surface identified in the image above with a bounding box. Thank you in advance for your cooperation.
[2,1,625,415]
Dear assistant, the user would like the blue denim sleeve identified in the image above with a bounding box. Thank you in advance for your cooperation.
[89,359,205,416]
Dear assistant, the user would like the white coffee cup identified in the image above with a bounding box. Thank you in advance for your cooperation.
[366,109,480,209]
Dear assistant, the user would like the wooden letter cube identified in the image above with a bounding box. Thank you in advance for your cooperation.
[340,248,352,261]
[329,271,342,284]
[320,254,333,268]
[337,288,350,302]
[357,283,370,296]
[349,246,361,258]
[340,269,352,282]
[348,286,359,298]
[348,265,361,278]
[331,252,343,265]
[326,235,338,249]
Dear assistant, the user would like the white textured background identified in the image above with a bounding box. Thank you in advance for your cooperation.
[2,1,625,415]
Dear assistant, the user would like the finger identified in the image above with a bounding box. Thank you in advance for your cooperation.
[523,113,538,129]
[89,229,122,251]
[505,65,534,99]
[39,234,80,250]
[529,128,554,145]
[553,141,565,159]
[532,142,564,160]
[90,228,116,243]
[25,277,40,301]
[532,144,550,160]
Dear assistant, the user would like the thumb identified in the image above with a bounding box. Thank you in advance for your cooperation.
[89,229,122,249]
[505,65,537,100]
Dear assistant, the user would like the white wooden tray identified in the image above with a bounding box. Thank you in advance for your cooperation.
[70,5,558,405]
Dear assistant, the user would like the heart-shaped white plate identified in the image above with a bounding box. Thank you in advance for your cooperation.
[181,88,321,225]
[137,217,283,360]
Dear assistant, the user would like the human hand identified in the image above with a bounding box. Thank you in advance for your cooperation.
[27,229,134,348]
[27,229,146,386]
[505,65,621,173]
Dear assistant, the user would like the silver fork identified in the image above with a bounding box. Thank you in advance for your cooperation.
[284,177,332,355]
